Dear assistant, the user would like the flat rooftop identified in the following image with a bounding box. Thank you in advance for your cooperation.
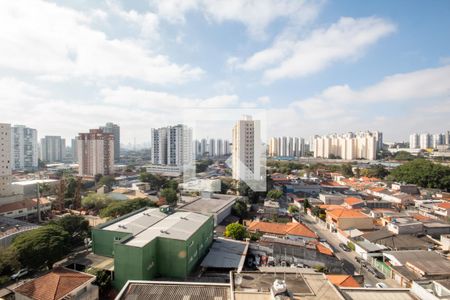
[232,271,342,300]
[339,288,417,300]
[200,238,248,271]
[180,194,237,214]
[384,250,450,276]
[117,281,231,300]
[125,211,210,247]
[11,179,58,185]
[101,208,167,235]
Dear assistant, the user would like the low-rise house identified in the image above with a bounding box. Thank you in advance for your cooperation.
[433,202,450,218]
[326,208,374,231]
[247,221,317,241]
[319,193,345,205]
[423,221,450,236]
[411,279,450,300]
[382,250,450,287]
[0,197,51,219]
[343,197,365,209]
[11,179,58,198]
[386,217,424,235]
[391,183,420,195]
[14,267,98,300]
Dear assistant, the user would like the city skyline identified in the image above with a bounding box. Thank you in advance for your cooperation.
[0,0,449,143]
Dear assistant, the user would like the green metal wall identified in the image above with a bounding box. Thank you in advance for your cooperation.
[91,228,128,257]
[110,215,215,289]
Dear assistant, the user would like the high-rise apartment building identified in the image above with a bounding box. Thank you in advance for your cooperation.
[224,140,231,155]
[100,123,120,162]
[432,133,445,149]
[409,133,420,149]
[419,133,431,149]
[11,125,38,171]
[208,138,215,157]
[151,125,192,166]
[313,131,379,160]
[40,136,65,162]
[216,139,223,157]
[71,138,78,162]
[232,115,262,181]
[77,129,114,177]
[0,123,13,197]
[269,136,305,157]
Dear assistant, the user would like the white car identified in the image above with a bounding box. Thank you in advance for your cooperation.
[375,282,388,288]
[363,283,372,288]
[11,268,28,280]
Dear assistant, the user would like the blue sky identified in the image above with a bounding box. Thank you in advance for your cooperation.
[0,0,449,145]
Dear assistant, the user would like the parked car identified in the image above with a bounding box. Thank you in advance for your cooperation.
[339,243,351,252]
[11,268,28,280]
[364,283,373,288]
[375,282,388,288]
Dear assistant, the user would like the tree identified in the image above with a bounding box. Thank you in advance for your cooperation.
[99,198,157,219]
[160,188,178,205]
[195,159,213,173]
[52,215,90,245]
[394,151,415,161]
[98,175,116,188]
[267,189,283,200]
[303,198,311,213]
[0,247,20,276]
[165,179,178,191]
[86,268,112,295]
[390,159,450,190]
[362,164,389,178]
[341,163,354,177]
[139,172,167,191]
[94,173,103,183]
[231,200,247,218]
[288,205,299,214]
[224,223,247,240]
[12,225,70,269]
[65,176,77,198]
[81,193,112,212]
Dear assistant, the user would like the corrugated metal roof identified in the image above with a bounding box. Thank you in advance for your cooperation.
[102,208,167,235]
[200,238,248,271]
[120,282,231,300]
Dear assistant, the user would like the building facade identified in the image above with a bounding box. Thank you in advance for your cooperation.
[269,136,305,157]
[10,125,38,171]
[0,123,13,197]
[40,136,65,162]
[232,115,262,181]
[77,129,114,177]
[151,125,192,166]
[100,122,120,162]
[313,131,379,160]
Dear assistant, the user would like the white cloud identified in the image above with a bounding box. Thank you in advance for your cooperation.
[0,0,203,84]
[285,65,450,138]
[150,0,322,39]
[239,17,396,81]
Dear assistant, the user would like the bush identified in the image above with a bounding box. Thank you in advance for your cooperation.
[224,223,247,240]
[100,198,157,219]
[347,241,355,251]
[232,200,247,218]
[81,193,112,211]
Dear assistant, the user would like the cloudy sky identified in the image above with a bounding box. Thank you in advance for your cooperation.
[0,0,449,146]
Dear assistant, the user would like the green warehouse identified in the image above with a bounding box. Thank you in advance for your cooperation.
[91,207,214,289]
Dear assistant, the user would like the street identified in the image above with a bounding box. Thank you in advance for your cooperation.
[298,212,398,287]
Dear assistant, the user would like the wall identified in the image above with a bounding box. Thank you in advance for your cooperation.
[113,242,145,289]
[91,228,128,257]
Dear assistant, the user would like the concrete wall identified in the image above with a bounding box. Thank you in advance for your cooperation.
[91,228,128,257]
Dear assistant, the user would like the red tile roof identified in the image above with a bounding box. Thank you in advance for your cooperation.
[14,268,94,300]
[0,198,49,214]
[316,243,333,256]
[248,221,317,238]
[327,208,369,219]
[437,202,450,209]
[344,197,364,206]
[326,274,360,287]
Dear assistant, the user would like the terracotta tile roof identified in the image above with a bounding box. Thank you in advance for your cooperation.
[326,274,360,287]
[437,202,450,209]
[344,197,364,206]
[0,198,49,214]
[14,267,94,300]
[369,187,386,193]
[327,208,369,219]
[316,243,333,256]
[412,214,433,221]
[321,181,343,187]
[320,205,344,211]
[248,221,317,238]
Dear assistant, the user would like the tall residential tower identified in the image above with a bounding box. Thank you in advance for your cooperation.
[77,129,114,177]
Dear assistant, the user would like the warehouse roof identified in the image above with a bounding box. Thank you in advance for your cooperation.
[339,288,417,300]
[180,193,237,214]
[125,211,210,247]
[101,208,167,235]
